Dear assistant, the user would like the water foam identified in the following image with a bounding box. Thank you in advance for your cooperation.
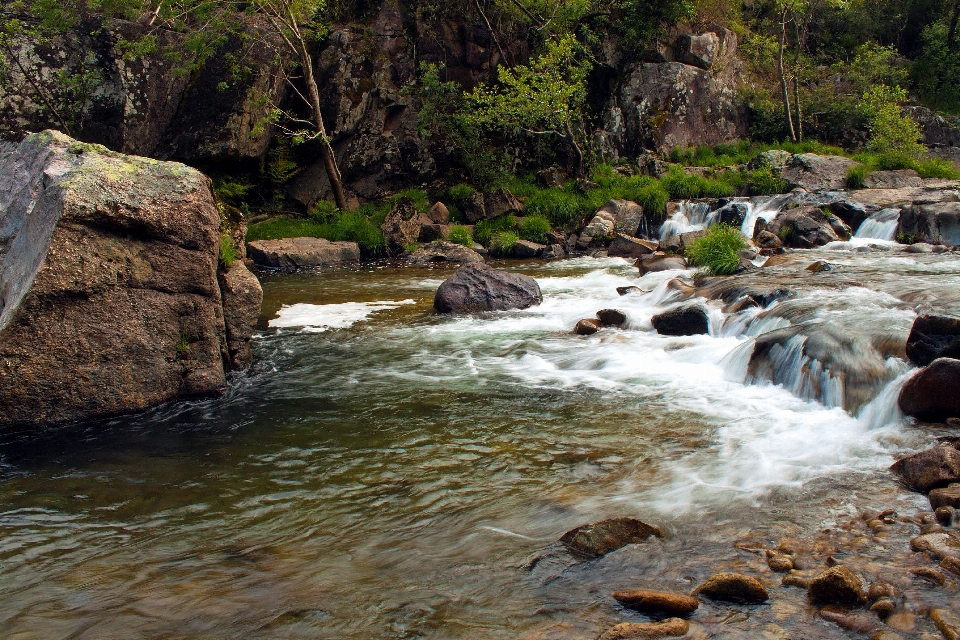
[270,299,416,332]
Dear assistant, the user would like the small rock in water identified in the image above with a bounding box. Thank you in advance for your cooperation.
[936,505,956,526]
[782,573,811,589]
[612,590,699,617]
[941,555,960,576]
[767,553,794,572]
[691,573,768,604]
[598,618,689,640]
[651,306,709,336]
[869,632,905,640]
[575,318,603,335]
[867,582,897,601]
[949,417,960,428]
[869,598,896,618]
[889,443,960,492]
[806,260,833,272]
[898,358,960,422]
[808,566,868,606]
[910,567,946,585]
[819,606,881,633]
[559,517,663,559]
[597,309,627,326]
[617,286,644,296]
[929,608,960,640]
[910,532,960,560]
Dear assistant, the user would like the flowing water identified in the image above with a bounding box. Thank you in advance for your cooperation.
[2,246,960,638]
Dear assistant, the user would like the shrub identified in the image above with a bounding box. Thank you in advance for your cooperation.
[661,167,736,200]
[861,85,926,160]
[747,167,788,195]
[448,225,473,246]
[518,214,551,243]
[473,215,518,246]
[309,200,340,222]
[846,165,868,189]
[490,231,519,255]
[448,183,476,203]
[247,211,385,258]
[916,158,960,179]
[391,188,430,212]
[523,188,590,225]
[404,242,420,253]
[219,232,237,268]
[685,224,747,275]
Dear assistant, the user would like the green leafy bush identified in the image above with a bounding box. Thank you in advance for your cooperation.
[219,232,237,268]
[390,189,430,213]
[685,224,747,275]
[916,158,960,179]
[473,215,518,246]
[309,200,340,222]
[448,225,473,246]
[746,167,788,195]
[523,187,591,225]
[518,214,552,243]
[448,184,477,202]
[861,85,926,160]
[490,231,519,255]
[846,165,869,189]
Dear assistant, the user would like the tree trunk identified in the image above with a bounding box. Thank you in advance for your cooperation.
[565,121,584,178]
[778,17,797,142]
[299,38,347,210]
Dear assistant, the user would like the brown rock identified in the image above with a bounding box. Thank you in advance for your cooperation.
[512,239,545,259]
[612,590,699,617]
[597,618,689,640]
[407,241,484,265]
[869,599,896,618]
[905,314,960,366]
[651,305,709,336]
[608,234,658,259]
[597,309,628,326]
[575,318,603,335]
[941,555,960,576]
[426,201,451,224]
[597,199,647,237]
[559,517,663,558]
[890,443,960,492]
[886,611,916,631]
[691,573,768,604]
[808,566,868,606]
[931,484,960,510]
[767,553,794,572]
[869,631,905,640]
[782,573,811,588]
[864,169,923,189]
[867,582,897,601]
[930,608,960,640]
[910,532,960,559]
[418,223,451,243]
[820,606,881,633]
[936,505,956,525]
[898,358,960,422]
[911,567,946,585]
[483,188,524,219]
[218,262,263,370]
[755,229,783,249]
[638,254,687,275]
[247,237,361,270]
[380,198,424,255]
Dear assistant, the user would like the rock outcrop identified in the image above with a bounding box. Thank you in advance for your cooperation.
[898,203,960,246]
[906,315,960,366]
[246,237,361,270]
[766,206,852,248]
[407,241,484,265]
[0,131,261,429]
[782,154,859,191]
[434,263,542,313]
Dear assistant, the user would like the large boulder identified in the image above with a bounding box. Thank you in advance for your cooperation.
[608,234,658,258]
[434,263,542,313]
[864,169,922,189]
[766,206,851,248]
[890,443,960,492]
[0,131,261,429]
[676,32,720,69]
[247,237,361,270]
[781,154,859,191]
[898,358,960,422]
[462,189,524,223]
[898,202,960,246]
[407,241,484,265]
[906,315,960,366]
[581,209,617,243]
[596,199,647,237]
[380,198,426,255]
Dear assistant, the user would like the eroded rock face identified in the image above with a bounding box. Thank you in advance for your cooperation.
[0,131,260,429]
[906,315,960,366]
[434,263,542,313]
[898,202,960,246]
[890,443,960,492]
[246,237,361,270]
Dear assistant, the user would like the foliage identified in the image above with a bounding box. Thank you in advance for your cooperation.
[615,0,696,43]
[219,232,237,267]
[849,151,960,182]
[309,199,340,222]
[860,85,926,159]
[523,187,591,225]
[474,215,518,246]
[660,167,737,200]
[685,224,748,275]
[746,167,789,195]
[490,231,520,255]
[404,242,420,253]
[448,225,474,246]
[518,214,552,243]
[846,164,868,189]
[914,19,960,113]
[247,211,385,258]
[391,188,430,213]
[448,184,477,203]
[212,175,252,206]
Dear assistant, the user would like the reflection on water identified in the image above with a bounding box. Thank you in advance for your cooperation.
[1,252,958,638]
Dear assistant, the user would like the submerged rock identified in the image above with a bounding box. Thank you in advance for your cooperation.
[905,314,960,366]
[890,443,960,491]
[247,237,360,270]
[930,483,960,509]
[575,318,603,335]
[691,572,768,604]
[898,358,960,422]
[911,532,960,559]
[433,263,542,314]
[808,566,868,606]
[613,590,699,617]
[598,618,688,640]
[559,517,663,558]
[0,130,261,428]
[651,306,709,336]
[407,241,484,265]
[597,309,628,326]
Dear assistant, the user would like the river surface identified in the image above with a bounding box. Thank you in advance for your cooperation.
[2,245,960,638]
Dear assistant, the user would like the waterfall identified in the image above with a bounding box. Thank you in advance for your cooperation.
[855,208,901,241]
[659,202,715,240]
[739,195,789,238]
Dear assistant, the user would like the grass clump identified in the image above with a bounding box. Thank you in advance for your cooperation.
[490,231,519,255]
[247,211,386,258]
[846,164,869,189]
[518,214,551,243]
[523,187,591,225]
[390,189,430,213]
[746,167,789,195]
[448,225,473,246]
[850,151,960,181]
[916,158,960,179]
[448,184,477,202]
[219,232,237,268]
[684,224,747,275]
[661,167,736,200]
[474,215,517,246]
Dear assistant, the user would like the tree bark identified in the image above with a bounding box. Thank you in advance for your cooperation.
[298,37,347,210]
[565,120,584,178]
[778,16,797,142]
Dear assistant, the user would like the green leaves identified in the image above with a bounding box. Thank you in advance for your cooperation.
[861,85,926,160]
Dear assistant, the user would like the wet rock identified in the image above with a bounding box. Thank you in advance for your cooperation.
[512,240,545,259]
[910,532,960,560]
[898,202,960,246]
[575,318,603,335]
[898,359,960,422]
[808,566,868,606]
[716,202,749,228]
[638,254,687,275]
[691,573,768,604]
[891,443,960,491]
[781,154,860,191]
[559,517,663,559]
[864,170,923,189]
[911,566,946,585]
[598,618,689,640]
[869,632,905,640]
[936,505,956,525]
[905,314,960,367]
[609,234,658,258]
[418,223,451,243]
[782,573,811,588]
[408,241,485,265]
[755,229,784,252]
[870,599,896,618]
[247,237,361,270]
[868,582,897,601]
[941,555,960,576]
[426,201,451,224]
[825,200,873,232]
[929,608,960,640]
[434,263,542,314]
[541,244,566,260]
[380,199,426,255]
[820,606,881,633]
[932,485,960,510]
[618,286,645,296]
[651,306,709,336]
[582,209,617,242]
[597,199,648,237]
[219,262,263,370]
[765,206,848,248]
[767,553,794,572]
[806,260,833,272]
[612,590,699,617]
[597,309,628,326]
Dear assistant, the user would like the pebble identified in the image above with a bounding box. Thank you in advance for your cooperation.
[941,555,960,576]
[782,573,810,589]
[598,618,689,640]
[868,582,897,600]
[612,590,699,617]
[936,506,956,526]
[691,573,769,604]
[820,606,881,633]
[808,566,868,606]
[886,611,916,632]
[766,554,794,572]
[869,599,896,618]
[574,318,602,335]
[929,608,960,640]
[910,566,946,585]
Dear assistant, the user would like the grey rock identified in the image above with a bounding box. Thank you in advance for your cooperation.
[434,263,542,313]
[380,198,425,255]
[608,234,658,258]
[898,358,960,422]
[782,154,860,191]
[407,241,484,265]
[426,201,451,224]
[906,315,960,366]
[418,223,451,243]
[541,244,566,260]
[676,32,720,69]
[247,237,360,270]
[766,206,846,248]
[512,240,545,259]
[864,169,923,189]
[748,149,791,171]
[898,202,960,246]
[651,305,709,336]
[596,199,646,236]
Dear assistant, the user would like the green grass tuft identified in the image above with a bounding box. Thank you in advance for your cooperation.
[518,214,552,243]
[219,232,237,268]
[661,167,736,200]
[684,224,747,275]
[746,167,789,195]
[474,215,518,246]
[247,211,386,258]
[846,165,868,189]
[448,225,473,246]
[490,231,519,255]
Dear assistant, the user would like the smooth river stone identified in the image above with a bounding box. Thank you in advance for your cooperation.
[691,572,768,604]
[559,517,663,558]
[613,589,699,617]
[808,566,868,606]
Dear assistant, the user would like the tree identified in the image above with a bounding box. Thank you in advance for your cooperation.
[463,35,591,177]
[861,84,926,159]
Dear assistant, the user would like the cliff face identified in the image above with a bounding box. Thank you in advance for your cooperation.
[0,131,262,429]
